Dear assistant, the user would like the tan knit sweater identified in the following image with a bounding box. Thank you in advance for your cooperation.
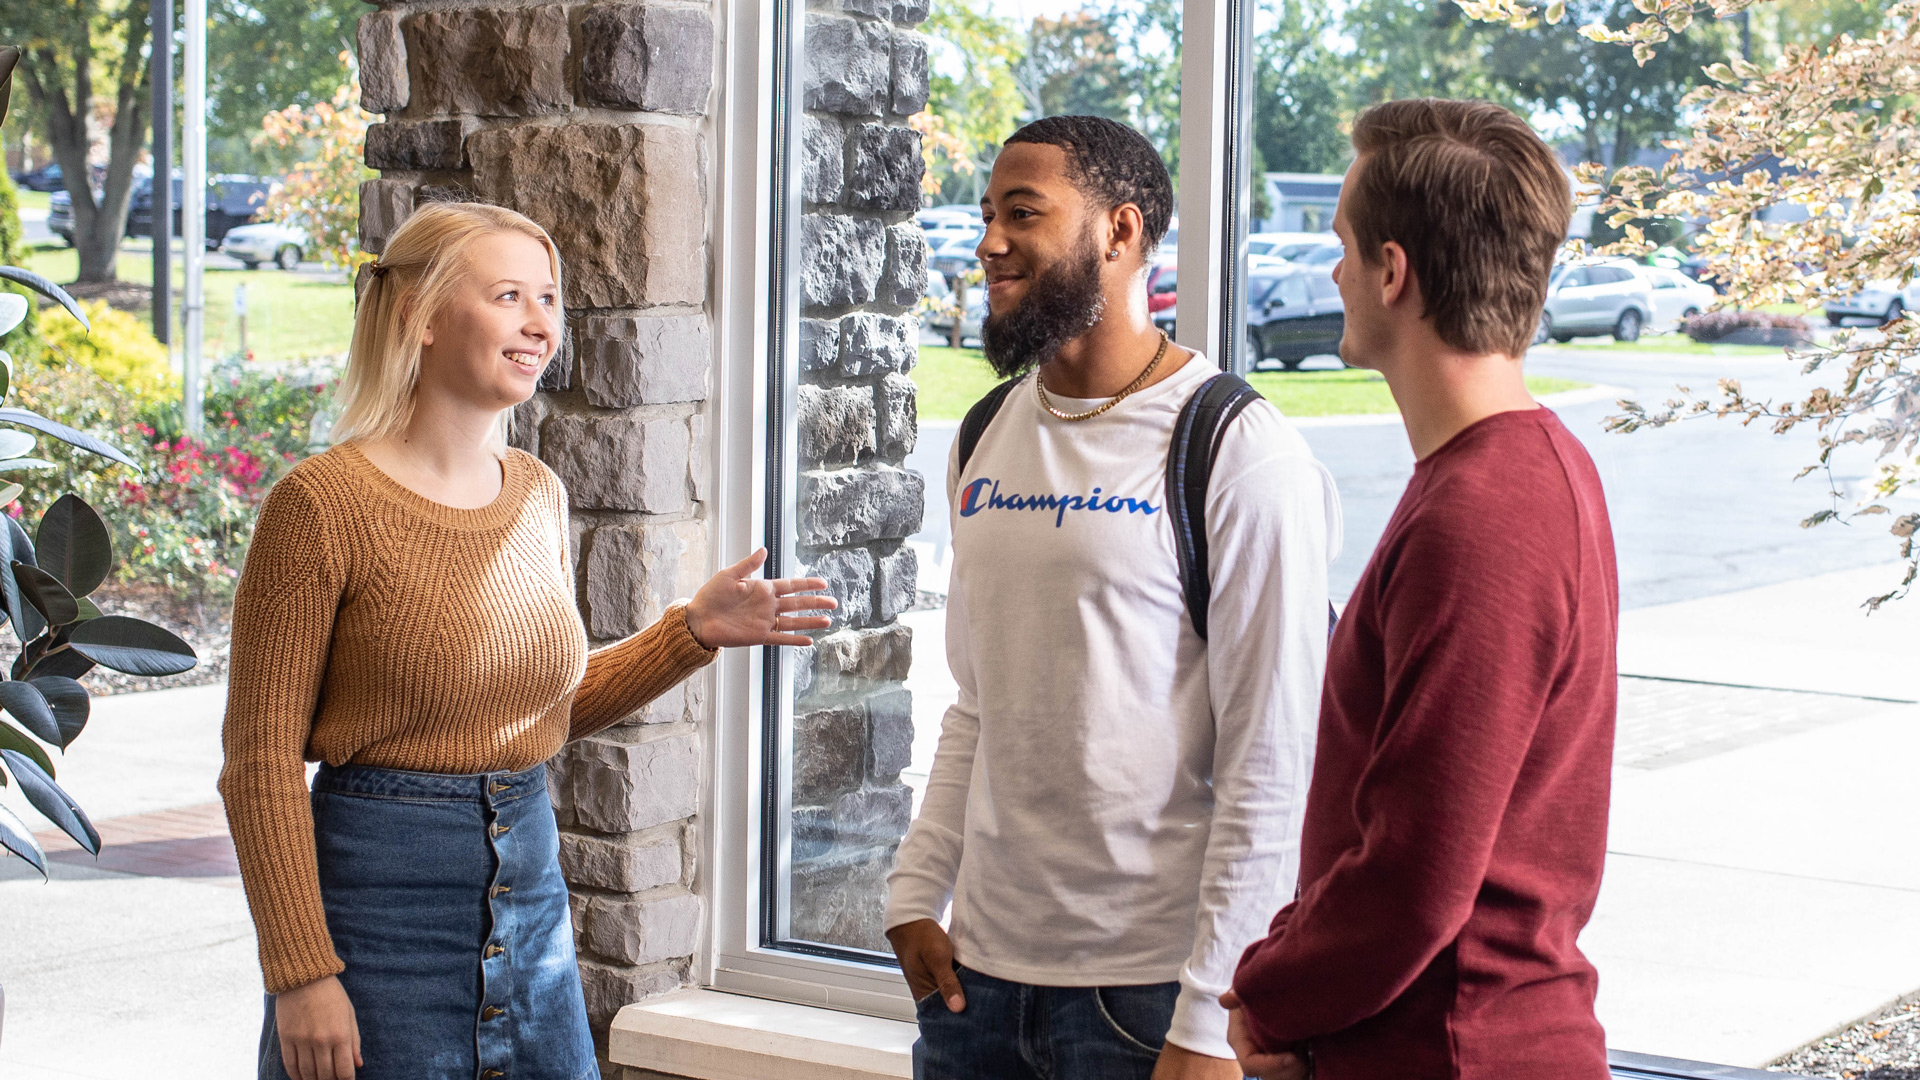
[219,443,716,994]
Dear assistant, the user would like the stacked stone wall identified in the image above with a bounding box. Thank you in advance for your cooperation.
[354,0,718,1053]
[785,0,930,953]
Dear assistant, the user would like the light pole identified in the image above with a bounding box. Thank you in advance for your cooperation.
[181,0,204,435]
[149,0,171,346]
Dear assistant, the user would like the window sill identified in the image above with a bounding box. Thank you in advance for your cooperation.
[609,989,916,1080]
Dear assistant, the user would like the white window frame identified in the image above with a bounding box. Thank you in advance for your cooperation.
[702,0,1252,1021]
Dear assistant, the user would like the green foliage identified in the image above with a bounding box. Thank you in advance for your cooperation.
[6,344,332,598]
[1252,0,1351,175]
[208,0,363,147]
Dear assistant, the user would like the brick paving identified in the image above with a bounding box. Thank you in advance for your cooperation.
[35,800,240,882]
[1614,676,1900,769]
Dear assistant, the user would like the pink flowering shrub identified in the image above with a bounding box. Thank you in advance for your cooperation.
[7,347,332,598]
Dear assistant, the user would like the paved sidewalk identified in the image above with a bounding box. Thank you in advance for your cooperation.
[0,684,260,1079]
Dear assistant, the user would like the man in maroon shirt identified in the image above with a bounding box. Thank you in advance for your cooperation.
[1222,98,1618,1080]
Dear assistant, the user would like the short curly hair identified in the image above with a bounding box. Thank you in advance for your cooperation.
[1004,115,1174,254]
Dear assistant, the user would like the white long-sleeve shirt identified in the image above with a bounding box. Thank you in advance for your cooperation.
[884,354,1343,1058]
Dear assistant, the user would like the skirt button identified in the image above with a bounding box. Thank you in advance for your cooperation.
[483,1070,506,1079]
[491,823,512,837]
[483,1006,506,1021]
[486,943,506,959]
[491,885,512,897]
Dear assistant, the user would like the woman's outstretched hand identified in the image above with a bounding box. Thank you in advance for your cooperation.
[684,548,837,649]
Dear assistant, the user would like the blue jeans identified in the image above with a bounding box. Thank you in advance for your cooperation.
[258,763,595,1080]
[913,964,1182,1080]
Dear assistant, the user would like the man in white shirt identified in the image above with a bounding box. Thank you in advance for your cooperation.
[885,115,1343,1080]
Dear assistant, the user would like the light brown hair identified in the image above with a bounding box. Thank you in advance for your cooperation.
[334,201,563,446]
[1346,99,1572,358]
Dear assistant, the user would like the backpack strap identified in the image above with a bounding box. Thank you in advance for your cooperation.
[957,376,1023,476]
[1165,373,1264,641]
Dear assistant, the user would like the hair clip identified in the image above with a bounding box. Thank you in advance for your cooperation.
[369,263,390,278]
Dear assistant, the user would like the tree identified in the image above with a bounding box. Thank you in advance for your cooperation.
[1021,10,1131,121]
[1345,0,1527,108]
[3,0,152,284]
[1460,0,1920,605]
[1486,0,1732,170]
[207,0,360,147]
[1251,0,1352,175]
[252,68,373,269]
[923,0,1028,203]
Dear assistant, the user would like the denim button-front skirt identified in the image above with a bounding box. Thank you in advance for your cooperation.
[259,762,596,1080]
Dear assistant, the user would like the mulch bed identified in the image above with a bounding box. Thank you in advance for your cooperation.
[78,581,232,697]
[1775,997,1920,1079]
[54,279,154,315]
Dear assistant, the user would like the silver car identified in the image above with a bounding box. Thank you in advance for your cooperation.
[1537,260,1657,343]
[1824,280,1919,325]
[220,221,309,270]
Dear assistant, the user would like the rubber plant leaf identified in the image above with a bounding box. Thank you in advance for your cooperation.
[68,616,198,677]
[1,749,98,855]
[0,716,54,778]
[3,517,43,644]
[35,494,112,598]
[29,676,88,747]
[0,802,46,878]
[0,678,58,745]
[0,408,133,467]
[0,269,87,329]
[26,647,94,681]
[13,562,78,627]
[0,458,57,471]
[0,429,34,459]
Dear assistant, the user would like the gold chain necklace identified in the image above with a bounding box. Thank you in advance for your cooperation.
[1034,331,1170,422]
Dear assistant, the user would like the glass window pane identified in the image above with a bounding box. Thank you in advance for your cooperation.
[774,0,1184,961]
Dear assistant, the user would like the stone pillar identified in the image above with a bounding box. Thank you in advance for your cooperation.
[353,0,718,1054]
[787,0,930,952]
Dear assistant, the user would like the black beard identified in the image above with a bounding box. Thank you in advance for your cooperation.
[980,238,1106,378]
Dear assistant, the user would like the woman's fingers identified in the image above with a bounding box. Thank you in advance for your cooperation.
[776,593,837,613]
[727,548,770,579]
[770,576,830,596]
[326,1042,357,1080]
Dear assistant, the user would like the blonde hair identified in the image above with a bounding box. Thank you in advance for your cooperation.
[333,201,564,445]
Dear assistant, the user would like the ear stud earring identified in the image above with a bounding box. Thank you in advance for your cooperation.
[1107,249,1121,260]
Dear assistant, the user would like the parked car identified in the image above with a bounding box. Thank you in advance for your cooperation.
[1824,280,1920,325]
[1537,259,1656,342]
[1151,264,1345,370]
[1634,265,1717,331]
[1289,243,1343,266]
[917,207,978,232]
[1146,257,1178,315]
[13,162,66,192]
[51,174,271,248]
[1246,265,1344,368]
[928,230,983,282]
[220,221,309,270]
[922,269,985,342]
[1249,231,1339,263]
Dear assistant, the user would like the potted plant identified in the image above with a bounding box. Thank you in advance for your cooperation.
[0,44,200,1045]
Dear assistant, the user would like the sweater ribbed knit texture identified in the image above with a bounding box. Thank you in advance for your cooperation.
[219,443,715,995]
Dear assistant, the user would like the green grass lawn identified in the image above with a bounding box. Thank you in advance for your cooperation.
[15,190,50,212]
[914,345,1590,420]
[1550,333,1796,357]
[24,244,354,364]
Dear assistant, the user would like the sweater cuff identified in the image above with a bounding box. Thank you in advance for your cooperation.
[263,947,347,997]
[1165,983,1235,1061]
[664,601,721,663]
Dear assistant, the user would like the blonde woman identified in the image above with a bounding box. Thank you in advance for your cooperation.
[220,202,835,1080]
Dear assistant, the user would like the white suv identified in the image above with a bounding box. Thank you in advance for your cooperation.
[1537,260,1657,343]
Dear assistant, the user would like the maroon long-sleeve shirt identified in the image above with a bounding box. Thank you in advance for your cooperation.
[1233,406,1618,1079]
